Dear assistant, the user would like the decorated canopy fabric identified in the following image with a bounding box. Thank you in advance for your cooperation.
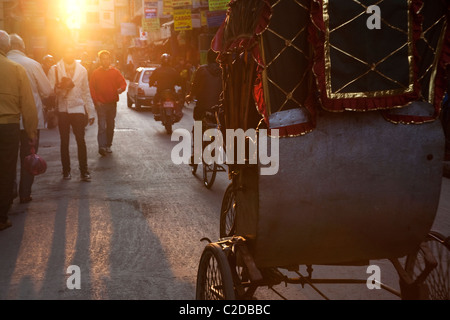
[212,0,450,137]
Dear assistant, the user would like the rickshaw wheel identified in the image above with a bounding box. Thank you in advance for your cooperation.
[403,231,450,300]
[220,183,236,238]
[196,243,236,300]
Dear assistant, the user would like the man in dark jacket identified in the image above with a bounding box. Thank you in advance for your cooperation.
[186,49,222,121]
[149,53,182,115]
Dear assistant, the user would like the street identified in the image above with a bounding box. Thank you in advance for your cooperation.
[0,89,449,300]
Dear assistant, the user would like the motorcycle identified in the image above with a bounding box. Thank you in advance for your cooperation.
[153,89,183,134]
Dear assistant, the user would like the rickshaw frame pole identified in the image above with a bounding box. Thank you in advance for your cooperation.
[289,271,402,298]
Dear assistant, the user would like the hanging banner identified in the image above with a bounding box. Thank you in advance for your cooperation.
[209,0,229,12]
[163,0,173,15]
[173,0,192,7]
[144,2,158,18]
[142,17,161,31]
[174,8,193,31]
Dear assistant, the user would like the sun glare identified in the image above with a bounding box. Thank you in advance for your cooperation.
[62,0,85,29]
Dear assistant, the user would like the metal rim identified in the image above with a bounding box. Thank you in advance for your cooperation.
[196,243,236,300]
[220,183,236,238]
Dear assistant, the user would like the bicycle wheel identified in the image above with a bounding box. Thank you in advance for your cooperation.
[196,243,236,300]
[202,129,219,188]
[220,183,236,238]
[404,231,450,300]
[203,161,217,189]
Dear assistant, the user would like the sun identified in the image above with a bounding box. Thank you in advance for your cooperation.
[61,0,85,29]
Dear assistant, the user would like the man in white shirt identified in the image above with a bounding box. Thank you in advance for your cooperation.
[7,34,53,203]
[47,45,95,181]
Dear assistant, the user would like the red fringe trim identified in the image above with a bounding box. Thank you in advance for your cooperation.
[269,121,316,138]
[254,72,267,123]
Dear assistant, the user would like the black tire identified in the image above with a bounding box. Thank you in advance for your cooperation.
[196,243,236,300]
[203,162,217,189]
[202,138,217,188]
[190,132,198,175]
[135,100,142,111]
[220,183,236,238]
[403,231,450,300]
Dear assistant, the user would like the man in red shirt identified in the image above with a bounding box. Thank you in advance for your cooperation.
[90,50,127,156]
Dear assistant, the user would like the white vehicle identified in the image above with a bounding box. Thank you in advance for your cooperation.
[127,66,182,111]
[127,66,158,111]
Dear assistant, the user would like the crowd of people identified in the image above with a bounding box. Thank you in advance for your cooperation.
[0,27,224,233]
[0,30,127,231]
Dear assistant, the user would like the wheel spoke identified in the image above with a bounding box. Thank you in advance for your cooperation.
[206,256,225,300]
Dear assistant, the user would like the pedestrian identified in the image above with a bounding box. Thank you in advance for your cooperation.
[47,45,95,181]
[126,48,135,80]
[89,49,127,156]
[81,51,94,81]
[0,30,38,231]
[185,49,223,122]
[42,54,55,76]
[7,33,54,203]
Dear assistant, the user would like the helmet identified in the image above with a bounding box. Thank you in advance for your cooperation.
[160,53,170,66]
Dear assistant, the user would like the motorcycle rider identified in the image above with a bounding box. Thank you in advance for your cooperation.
[148,53,182,118]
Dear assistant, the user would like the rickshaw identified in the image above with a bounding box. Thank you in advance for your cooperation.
[195,0,450,300]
